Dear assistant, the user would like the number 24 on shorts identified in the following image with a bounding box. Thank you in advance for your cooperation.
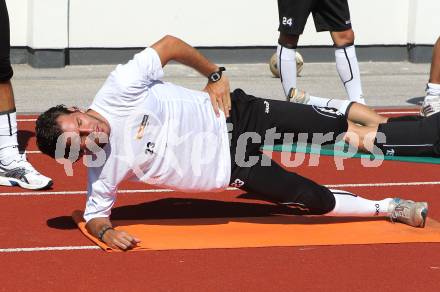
[282,17,293,27]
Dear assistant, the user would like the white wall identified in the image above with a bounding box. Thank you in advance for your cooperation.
[408,0,440,44]
[7,0,440,48]
[68,0,278,47]
[7,0,28,46]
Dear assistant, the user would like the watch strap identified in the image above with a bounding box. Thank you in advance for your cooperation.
[98,226,114,242]
[208,67,226,82]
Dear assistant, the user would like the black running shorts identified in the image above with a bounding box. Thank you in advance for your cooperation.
[376,114,440,157]
[225,89,348,215]
[0,0,13,82]
[278,0,352,35]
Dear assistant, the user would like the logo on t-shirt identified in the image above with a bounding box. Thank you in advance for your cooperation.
[230,178,245,188]
[136,115,149,140]
[145,142,155,155]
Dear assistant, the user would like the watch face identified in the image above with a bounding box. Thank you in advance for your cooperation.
[211,72,221,82]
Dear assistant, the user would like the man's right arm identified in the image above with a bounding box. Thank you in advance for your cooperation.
[151,35,231,118]
[86,217,140,250]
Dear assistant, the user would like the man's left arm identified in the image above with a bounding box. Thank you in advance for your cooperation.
[86,217,140,251]
[151,35,231,118]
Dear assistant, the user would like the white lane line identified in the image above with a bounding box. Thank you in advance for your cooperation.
[0,246,100,253]
[25,150,41,154]
[326,181,440,188]
[0,187,240,196]
[376,111,419,115]
[0,182,439,197]
[17,119,37,122]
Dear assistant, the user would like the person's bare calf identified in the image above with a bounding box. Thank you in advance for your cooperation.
[330,29,355,47]
[429,37,440,85]
[0,81,15,111]
[421,37,440,117]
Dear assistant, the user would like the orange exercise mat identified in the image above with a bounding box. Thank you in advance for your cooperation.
[72,210,440,252]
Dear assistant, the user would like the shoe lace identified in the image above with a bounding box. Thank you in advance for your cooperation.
[5,167,29,179]
[12,154,37,174]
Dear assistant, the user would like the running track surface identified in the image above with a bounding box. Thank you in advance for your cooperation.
[1,110,440,291]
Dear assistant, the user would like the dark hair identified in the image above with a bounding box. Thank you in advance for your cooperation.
[35,105,72,158]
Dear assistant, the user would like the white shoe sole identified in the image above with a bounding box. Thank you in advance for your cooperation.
[0,176,53,190]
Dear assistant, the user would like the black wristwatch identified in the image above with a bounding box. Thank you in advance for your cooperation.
[208,67,226,83]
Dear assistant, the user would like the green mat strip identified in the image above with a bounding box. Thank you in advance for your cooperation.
[262,142,440,164]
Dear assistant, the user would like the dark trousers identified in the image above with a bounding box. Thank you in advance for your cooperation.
[227,89,349,215]
[0,0,13,82]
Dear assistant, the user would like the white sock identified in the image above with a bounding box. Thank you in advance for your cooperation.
[277,45,297,97]
[307,96,353,116]
[326,189,392,217]
[0,111,20,164]
[335,45,363,102]
[427,83,440,96]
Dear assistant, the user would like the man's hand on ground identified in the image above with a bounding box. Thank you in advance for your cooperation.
[204,75,231,118]
[102,229,141,251]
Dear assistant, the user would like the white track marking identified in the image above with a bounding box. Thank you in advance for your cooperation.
[0,187,239,196]
[0,246,100,253]
[0,183,439,197]
[0,180,439,253]
[25,150,41,154]
[326,181,440,188]
[376,111,419,115]
[17,119,37,122]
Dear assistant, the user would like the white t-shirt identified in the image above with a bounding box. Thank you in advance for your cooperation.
[83,48,231,222]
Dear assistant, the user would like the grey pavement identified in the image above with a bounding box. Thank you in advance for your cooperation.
[11,61,430,114]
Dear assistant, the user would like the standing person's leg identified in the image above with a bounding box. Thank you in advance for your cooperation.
[332,30,364,103]
[233,153,427,227]
[276,0,312,98]
[0,0,17,150]
[313,0,364,103]
[0,0,52,189]
[428,37,440,89]
[421,37,440,116]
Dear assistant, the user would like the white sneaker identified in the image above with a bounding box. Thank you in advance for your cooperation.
[388,198,428,228]
[420,95,440,117]
[0,153,52,190]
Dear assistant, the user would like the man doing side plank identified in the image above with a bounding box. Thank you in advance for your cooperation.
[36,36,427,251]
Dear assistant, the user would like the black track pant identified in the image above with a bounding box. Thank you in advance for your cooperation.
[0,0,13,82]
[227,89,349,215]
[376,113,440,157]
